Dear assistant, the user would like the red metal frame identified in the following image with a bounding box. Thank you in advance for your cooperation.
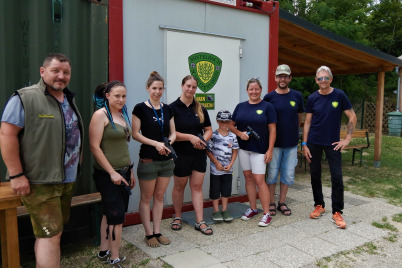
[108,0,279,225]
[109,0,124,82]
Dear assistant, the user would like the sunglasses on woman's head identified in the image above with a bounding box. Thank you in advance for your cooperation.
[317,76,331,82]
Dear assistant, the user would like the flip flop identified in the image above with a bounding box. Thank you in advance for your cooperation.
[269,203,277,216]
[277,202,292,216]
[171,217,182,231]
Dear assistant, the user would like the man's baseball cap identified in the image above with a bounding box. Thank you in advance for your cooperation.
[216,110,232,121]
[276,64,291,75]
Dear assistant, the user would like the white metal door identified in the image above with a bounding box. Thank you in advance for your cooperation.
[165,30,241,205]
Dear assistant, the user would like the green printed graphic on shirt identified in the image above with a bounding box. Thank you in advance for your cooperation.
[332,101,339,108]
[290,101,296,107]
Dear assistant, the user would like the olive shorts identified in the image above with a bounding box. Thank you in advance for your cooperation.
[21,183,75,238]
[137,159,174,180]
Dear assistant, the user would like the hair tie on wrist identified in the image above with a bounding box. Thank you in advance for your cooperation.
[9,172,25,179]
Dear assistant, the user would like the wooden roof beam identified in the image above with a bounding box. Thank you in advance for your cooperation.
[279,39,347,69]
[279,22,381,65]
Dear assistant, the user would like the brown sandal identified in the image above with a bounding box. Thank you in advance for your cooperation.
[154,233,171,245]
[145,236,160,247]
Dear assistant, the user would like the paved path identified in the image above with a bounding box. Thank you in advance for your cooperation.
[122,180,402,268]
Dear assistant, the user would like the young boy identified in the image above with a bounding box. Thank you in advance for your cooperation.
[207,110,239,222]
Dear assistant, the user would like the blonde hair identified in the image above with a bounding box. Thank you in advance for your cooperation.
[182,75,204,123]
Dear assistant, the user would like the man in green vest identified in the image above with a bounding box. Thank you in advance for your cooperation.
[0,53,83,268]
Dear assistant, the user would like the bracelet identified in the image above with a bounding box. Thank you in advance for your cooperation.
[9,172,25,179]
[301,142,307,146]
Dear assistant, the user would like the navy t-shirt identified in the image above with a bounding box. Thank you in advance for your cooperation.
[232,100,277,154]
[169,97,211,156]
[305,88,352,146]
[132,102,173,160]
[263,89,304,148]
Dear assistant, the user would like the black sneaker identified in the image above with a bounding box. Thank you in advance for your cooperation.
[110,256,126,268]
[97,250,111,263]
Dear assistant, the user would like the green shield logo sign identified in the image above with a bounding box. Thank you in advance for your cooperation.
[290,101,296,107]
[188,52,222,93]
[332,101,339,108]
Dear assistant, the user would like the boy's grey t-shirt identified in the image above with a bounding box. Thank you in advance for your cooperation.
[207,130,239,175]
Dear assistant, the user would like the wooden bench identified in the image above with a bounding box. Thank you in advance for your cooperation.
[17,192,101,217]
[340,129,370,166]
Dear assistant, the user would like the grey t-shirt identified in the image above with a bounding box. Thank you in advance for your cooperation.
[207,130,239,175]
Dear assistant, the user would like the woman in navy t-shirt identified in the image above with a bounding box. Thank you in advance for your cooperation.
[230,78,277,227]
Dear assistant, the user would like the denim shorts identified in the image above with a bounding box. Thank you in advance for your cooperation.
[20,183,75,238]
[266,146,298,185]
[238,149,266,175]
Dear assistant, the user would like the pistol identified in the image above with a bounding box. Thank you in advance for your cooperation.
[163,137,178,160]
[246,126,261,140]
[197,134,212,152]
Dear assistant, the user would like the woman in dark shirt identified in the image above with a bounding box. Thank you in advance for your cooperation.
[230,78,276,227]
[132,72,176,247]
[169,75,213,235]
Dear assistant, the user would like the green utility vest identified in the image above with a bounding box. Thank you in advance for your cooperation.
[10,79,84,184]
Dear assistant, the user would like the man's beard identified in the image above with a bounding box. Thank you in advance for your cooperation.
[278,83,288,90]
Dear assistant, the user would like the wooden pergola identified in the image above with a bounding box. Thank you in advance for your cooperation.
[278,10,402,167]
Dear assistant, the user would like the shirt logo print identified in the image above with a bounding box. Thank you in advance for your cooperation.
[332,101,339,108]
[256,109,263,115]
[290,101,296,107]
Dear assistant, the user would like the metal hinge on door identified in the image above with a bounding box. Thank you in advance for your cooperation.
[52,0,62,23]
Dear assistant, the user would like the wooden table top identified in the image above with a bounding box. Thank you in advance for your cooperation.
[0,182,21,209]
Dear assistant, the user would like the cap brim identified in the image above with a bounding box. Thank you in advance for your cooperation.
[276,71,291,75]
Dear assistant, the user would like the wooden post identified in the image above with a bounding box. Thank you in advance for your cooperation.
[374,70,385,167]
[399,68,402,112]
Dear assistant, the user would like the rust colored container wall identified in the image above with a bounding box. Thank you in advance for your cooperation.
[0,0,109,195]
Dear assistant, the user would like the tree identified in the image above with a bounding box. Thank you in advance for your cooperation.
[366,0,402,57]
[277,0,399,105]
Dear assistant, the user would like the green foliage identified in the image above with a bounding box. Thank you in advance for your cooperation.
[278,0,401,104]
[366,0,402,56]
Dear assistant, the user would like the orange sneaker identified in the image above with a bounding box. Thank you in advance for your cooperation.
[332,212,346,229]
[310,205,325,219]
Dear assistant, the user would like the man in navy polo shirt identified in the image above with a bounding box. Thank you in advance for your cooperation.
[263,64,304,216]
[303,66,356,229]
